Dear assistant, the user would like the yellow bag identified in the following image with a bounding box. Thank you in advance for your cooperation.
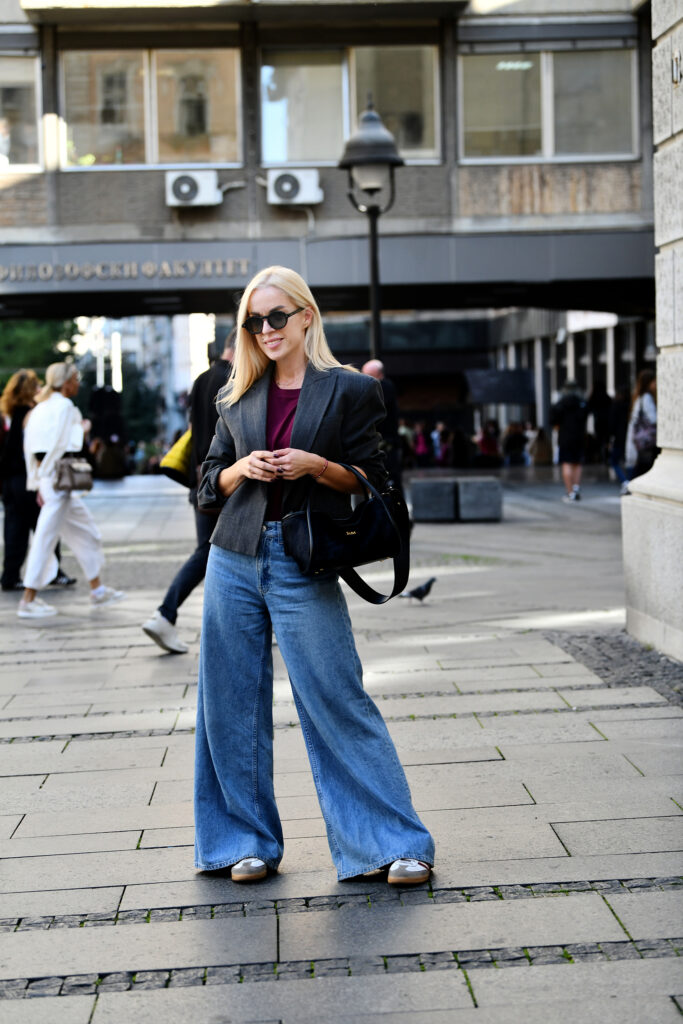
[160,428,192,487]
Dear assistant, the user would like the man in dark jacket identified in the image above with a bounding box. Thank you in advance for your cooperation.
[142,331,235,653]
[551,380,588,503]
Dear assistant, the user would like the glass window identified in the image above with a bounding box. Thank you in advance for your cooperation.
[354,46,438,159]
[155,50,240,163]
[553,49,634,155]
[461,54,541,158]
[0,57,39,166]
[261,51,344,163]
[62,51,145,166]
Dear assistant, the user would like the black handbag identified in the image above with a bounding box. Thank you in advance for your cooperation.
[281,464,410,605]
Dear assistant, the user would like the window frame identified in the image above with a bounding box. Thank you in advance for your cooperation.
[260,43,442,168]
[457,46,639,165]
[58,47,243,171]
[0,53,43,172]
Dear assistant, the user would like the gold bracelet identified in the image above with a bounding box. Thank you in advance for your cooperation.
[313,457,328,480]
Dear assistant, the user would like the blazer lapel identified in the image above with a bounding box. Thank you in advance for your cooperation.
[290,364,336,451]
[238,369,271,452]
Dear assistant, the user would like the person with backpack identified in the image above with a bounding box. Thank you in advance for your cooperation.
[626,369,658,482]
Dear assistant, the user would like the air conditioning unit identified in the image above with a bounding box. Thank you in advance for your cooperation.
[165,170,222,207]
[267,169,323,205]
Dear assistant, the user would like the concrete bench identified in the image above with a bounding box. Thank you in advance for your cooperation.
[411,476,502,523]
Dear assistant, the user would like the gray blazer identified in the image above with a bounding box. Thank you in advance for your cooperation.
[198,363,388,557]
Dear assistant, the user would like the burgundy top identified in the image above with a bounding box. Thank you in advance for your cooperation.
[265,378,301,521]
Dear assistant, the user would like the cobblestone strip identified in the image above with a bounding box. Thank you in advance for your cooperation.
[0,696,671,743]
[1,938,681,999]
[545,630,683,707]
[1,878,680,934]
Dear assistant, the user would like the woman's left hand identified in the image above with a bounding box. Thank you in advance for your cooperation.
[267,448,324,480]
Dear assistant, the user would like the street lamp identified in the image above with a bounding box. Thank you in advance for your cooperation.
[339,99,403,361]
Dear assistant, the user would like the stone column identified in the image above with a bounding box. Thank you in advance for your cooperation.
[621,0,683,660]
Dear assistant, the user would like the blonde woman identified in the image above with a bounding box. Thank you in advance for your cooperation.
[19,362,124,618]
[194,266,434,885]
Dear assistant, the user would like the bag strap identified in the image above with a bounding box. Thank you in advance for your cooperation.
[305,463,410,605]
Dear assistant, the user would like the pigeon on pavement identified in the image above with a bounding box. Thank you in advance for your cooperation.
[400,577,437,602]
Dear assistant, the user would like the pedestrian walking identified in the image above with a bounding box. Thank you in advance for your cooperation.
[361,358,404,495]
[142,332,235,653]
[607,386,631,493]
[626,369,658,482]
[194,265,434,885]
[551,381,588,502]
[1,369,75,592]
[18,362,124,619]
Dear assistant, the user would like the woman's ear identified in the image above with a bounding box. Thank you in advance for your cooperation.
[303,308,313,328]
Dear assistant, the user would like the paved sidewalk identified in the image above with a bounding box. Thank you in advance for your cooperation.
[0,474,681,1022]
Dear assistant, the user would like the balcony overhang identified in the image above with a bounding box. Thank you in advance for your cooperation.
[20,0,468,26]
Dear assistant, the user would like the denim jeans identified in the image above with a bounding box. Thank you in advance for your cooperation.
[194,522,434,879]
[159,506,215,624]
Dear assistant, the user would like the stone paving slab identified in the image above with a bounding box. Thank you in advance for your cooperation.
[2,998,95,1023]
[14,802,196,839]
[522,775,683,807]
[0,885,123,920]
[470,957,683,1006]
[0,916,277,980]
[425,851,683,890]
[376,691,568,716]
[0,710,180,740]
[556,686,667,707]
[0,815,22,840]
[0,830,141,859]
[0,741,168,776]
[593,718,683,741]
[0,846,192,894]
[554,816,683,856]
[92,972,471,1024]
[278,893,624,961]
[383,716,602,752]
[605,891,683,940]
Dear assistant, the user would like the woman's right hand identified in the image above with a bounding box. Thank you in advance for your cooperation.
[217,451,276,497]
[240,451,278,482]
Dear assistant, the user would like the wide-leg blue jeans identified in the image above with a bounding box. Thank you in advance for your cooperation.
[194,522,435,879]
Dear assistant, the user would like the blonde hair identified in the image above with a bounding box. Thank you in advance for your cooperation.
[0,369,40,417]
[36,362,79,403]
[224,266,343,406]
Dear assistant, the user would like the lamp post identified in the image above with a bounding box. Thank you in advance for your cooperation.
[339,100,403,361]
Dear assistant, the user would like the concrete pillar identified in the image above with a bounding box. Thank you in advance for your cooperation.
[605,326,616,395]
[621,0,683,660]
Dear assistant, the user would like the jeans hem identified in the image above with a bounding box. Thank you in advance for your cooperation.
[336,852,434,881]
[195,856,281,872]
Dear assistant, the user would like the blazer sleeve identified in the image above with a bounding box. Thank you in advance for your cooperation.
[197,410,235,511]
[340,375,388,489]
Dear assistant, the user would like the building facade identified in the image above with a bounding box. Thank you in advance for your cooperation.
[0,0,656,415]
[621,0,683,662]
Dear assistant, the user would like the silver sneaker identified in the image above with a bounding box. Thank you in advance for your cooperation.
[387,859,431,886]
[91,586,126,607]
[142,610,189,654]
[231,858,267,883]
[17,596,58,619]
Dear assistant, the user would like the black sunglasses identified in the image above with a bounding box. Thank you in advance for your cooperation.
[242,307,304,335]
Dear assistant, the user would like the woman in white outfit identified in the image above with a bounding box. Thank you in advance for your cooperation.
[19,362,124,619]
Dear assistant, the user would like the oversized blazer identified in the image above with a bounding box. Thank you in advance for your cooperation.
[198,362,388,557]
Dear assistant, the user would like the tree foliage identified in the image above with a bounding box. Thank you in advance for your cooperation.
[0,320,79,389]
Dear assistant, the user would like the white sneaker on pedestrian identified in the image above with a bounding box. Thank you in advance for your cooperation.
[387,859,431,886]
[231,858,267,883]
[142,610,189,654]
[90,585,126,607]
[17,596,57,619]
